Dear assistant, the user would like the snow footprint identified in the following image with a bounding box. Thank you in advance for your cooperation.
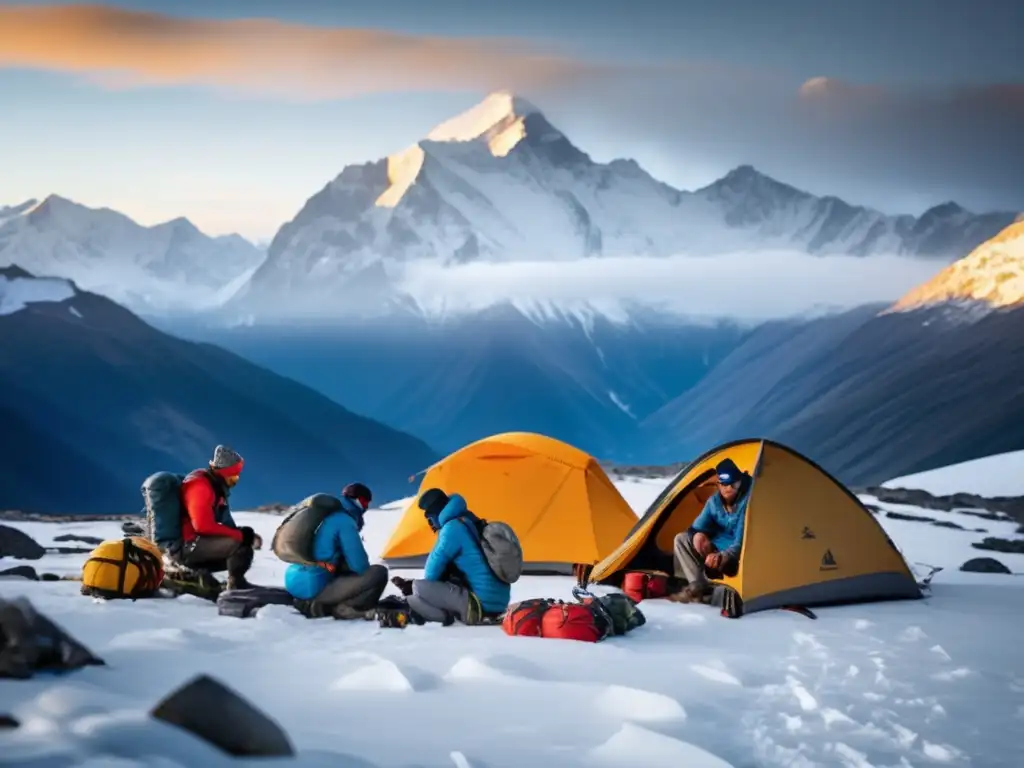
[689,662,742,687]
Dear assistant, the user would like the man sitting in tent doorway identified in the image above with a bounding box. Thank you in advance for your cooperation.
[669,458,750,602]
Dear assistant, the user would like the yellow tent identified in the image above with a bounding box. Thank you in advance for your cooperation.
[381,432,638,574]
[587,438,922,614]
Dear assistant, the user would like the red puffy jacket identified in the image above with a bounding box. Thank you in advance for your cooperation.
[179,462,243,542]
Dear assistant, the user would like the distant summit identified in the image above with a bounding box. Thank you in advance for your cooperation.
[889,220,1024,315]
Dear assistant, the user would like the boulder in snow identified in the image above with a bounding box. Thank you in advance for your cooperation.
[150,674,295,757]
[54,533,104,545]
[960,557,1012,574]
[0,565,39,580]
[0,524,45,560]
[0,713,19,729]
[0,597,106,679]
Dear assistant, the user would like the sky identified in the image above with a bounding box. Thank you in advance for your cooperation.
[0,0,1022,241]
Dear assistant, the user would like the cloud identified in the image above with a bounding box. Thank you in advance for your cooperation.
[0,4,606,99]
[395,251,942,322]
[2,6,1020,214]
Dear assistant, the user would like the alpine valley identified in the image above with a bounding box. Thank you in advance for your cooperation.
[2,92,1022,508]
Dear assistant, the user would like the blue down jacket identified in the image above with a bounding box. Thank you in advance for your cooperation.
[284,496,369,600]
[423,494,511,614]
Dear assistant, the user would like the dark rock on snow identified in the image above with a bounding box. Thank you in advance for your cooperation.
[54,533,104,545]
[150,674,294,757]
[0,565,39,580]
[971,537,1024,555]
[864,487,1024,523]
[0,597,106,679]
[960,557,1013,574]
[885,510,937,523]
[0,524,45,560]
[122,521,146,537]
[0,713,19,729]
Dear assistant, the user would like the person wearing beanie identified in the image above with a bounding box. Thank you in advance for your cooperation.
[288,482,389,620]
[387,487,510,626]
[668,457,751,603]
[176,444,259,591]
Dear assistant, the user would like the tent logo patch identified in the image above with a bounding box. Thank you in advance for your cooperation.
[820,549,838,570]
[801,526,816,539]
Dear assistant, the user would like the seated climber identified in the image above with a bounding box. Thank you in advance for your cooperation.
[175,445,260,592]
[668,458,750,603]
[286,483,389,620]
[389,488,510,626]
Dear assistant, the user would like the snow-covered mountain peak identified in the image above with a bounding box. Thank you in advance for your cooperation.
[0,195,266,316]
[889,220,1024,314]
[426,91,543,156]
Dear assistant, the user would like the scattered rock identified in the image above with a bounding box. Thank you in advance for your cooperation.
[121,522,146,537]
[0,713,19,729]
[931,520,966,530]
[886,511,937,523]
[0,565,39,580]
[0,525,45,560]
[0,597,106,679]
[861,486,1024,523]
[960,557,1012,574]
[47,547,93,555]
[39,573,61,582]
[150,674,294,757]
[863,503,882,515]
[53,533,104,545]
[971,537,1024,555]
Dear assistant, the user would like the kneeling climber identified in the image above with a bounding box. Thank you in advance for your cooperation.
[285,483,389,620]
[390,488,511,626]
[175,445,260,591]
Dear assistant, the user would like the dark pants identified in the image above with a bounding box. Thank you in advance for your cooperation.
[407,579,471,623]
[312,564,388,613]
[179,536,253,585]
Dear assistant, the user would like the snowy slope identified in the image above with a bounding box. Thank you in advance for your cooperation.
[230,91,1015,317]
[0,195,266,315]
[883,449,1024,497]
[2,470,1023,767]
[0,268,74,316]
[889,220,1024,316]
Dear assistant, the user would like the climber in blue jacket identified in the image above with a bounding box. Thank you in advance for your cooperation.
[390,488,510,625]
[285,483,388,619]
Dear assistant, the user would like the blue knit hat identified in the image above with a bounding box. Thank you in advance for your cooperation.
[716,458,742,485]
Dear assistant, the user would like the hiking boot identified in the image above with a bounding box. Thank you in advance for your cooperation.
[226,575,254,591]
[667,582,712,604]
[293,599,330,619]
[331,604,377,621]
[378,608,411,629]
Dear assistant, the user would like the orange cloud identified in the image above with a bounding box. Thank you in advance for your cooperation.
[0,4,603,99]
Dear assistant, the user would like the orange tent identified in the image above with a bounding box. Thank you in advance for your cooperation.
[380,432,638,574]
[587,438,922,614]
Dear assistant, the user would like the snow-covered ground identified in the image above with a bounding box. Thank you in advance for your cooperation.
[884,449,1024,498]
[2,474,1023,767]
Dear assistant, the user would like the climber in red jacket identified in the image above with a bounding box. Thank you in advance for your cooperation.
[177,445,260,591]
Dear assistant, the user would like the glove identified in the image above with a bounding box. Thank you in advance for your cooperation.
[239,526,256,548]
[391,576,413,596]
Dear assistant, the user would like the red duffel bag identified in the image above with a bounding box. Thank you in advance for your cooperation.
[502,598,557,637]
[621,571,669,603]
[539,602,604,643]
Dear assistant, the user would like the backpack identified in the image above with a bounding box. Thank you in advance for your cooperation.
[141,471,186,546]
[80,537,165,600]
[461,518,524,584]
[271,494,344,567]
[579,592,647,637]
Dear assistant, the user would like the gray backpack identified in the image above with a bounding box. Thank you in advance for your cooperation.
[464,518,524,584]
[271,494,343,566]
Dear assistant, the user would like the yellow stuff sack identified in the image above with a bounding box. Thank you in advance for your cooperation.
[81,536,165,599]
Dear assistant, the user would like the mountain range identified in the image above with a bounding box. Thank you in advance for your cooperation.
[2,91,1022,503]
[0,196,265,315]
[0,266,436,513]
[2,92,1017,320]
